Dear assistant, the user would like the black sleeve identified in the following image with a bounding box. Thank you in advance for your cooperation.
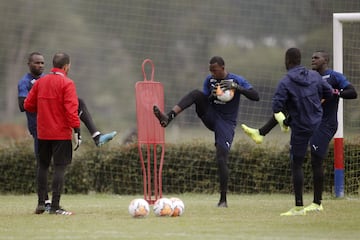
[18,97,26,112]
[340,84,357,99]
[238,88,260,101]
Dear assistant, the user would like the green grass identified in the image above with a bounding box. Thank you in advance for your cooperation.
[0,193,359,240]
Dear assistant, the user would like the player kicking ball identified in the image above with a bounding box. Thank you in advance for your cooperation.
[153,56,260,208]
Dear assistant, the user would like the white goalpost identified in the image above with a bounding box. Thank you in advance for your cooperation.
[332,12,360,198]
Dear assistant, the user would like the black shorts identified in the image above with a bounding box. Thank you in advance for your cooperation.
[38,140,73,167]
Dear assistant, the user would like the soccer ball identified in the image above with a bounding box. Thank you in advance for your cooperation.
[128,198,150,218]
[153,197,174,216]
[216,84,234,102]
[170,197,185,217]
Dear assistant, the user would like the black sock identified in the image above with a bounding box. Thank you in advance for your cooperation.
[292,156,304,206]
[93,135,100,144]
[311,154,324,205]
[167,110,176,122]
[220,191,227,202]
[259,116,278,136]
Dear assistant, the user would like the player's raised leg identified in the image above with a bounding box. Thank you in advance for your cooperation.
[153,105,180,128]
[78,98,117,146]
[242,112,289,144]
[153,105,170,127]
[241,124,263,144]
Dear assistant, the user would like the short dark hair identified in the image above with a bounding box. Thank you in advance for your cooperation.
[53,52,70,68]
[209,56,225,66]
[286,47,301,65]
[28,52,43,62]
[314,50,330,63]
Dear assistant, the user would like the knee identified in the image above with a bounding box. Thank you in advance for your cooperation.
[190,89,203,99]
[311,153,323,168]
[78,98,84,107]
[216,145,229,164]
[291,155,303,170]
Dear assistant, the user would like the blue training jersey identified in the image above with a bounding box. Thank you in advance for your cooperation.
[203,73,253,123]
[272,66,333,133]
[17,73,44,136]
[321,69,350,127]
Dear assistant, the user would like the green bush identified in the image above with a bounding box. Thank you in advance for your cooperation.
[0,139,359,195]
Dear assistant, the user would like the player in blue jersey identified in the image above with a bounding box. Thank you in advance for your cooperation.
[273,48,333,216]
[18,52,117,150]
[18,52,117,212]
[153,56,260,207]
[304,50,357,213]
[18,52,53,210]
[241,50,357,214]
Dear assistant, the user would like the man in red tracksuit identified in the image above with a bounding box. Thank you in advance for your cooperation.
[25,52,80,215]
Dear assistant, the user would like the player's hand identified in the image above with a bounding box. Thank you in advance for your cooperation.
[73,128,82,151]
[274,112,289,132]
[209,84,219,101]
[333,89,340,96]
[220,80,244,92]
[220,80,236,90]
[212,84,219,96]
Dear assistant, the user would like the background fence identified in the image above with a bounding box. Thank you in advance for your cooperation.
[0,0,359,196]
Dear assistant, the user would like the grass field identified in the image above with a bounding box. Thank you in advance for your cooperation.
[0,193,359,240]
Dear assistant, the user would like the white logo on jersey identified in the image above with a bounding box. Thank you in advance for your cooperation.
[322,75,330,80]
[210,78,218,84]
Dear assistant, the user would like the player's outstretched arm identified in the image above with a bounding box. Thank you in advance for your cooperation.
[239,88,260,101]
[339,84,357,99]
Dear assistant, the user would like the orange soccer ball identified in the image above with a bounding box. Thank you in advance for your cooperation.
[153,198,174,217]
[216,84,234,102]
[128,198,150,218]
[170,197,185,217]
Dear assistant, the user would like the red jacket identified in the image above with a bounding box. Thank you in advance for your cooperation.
[24,68,80,140]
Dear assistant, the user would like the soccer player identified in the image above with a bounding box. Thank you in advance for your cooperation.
[18,52,117,213]
[271,48,333,216]
[18,52,117,151]
[24,52,80,215]
[241,50,357,213]
[304,50,357,212]
[153,56,260,207]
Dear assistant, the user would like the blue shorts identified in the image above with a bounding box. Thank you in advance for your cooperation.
[310,122,337,158]
[290,130,313,160]
[199,106,235,152]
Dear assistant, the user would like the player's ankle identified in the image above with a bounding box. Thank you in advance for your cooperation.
[167,111,176,122]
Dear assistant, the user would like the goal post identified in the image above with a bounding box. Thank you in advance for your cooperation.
[332,12,360,198]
